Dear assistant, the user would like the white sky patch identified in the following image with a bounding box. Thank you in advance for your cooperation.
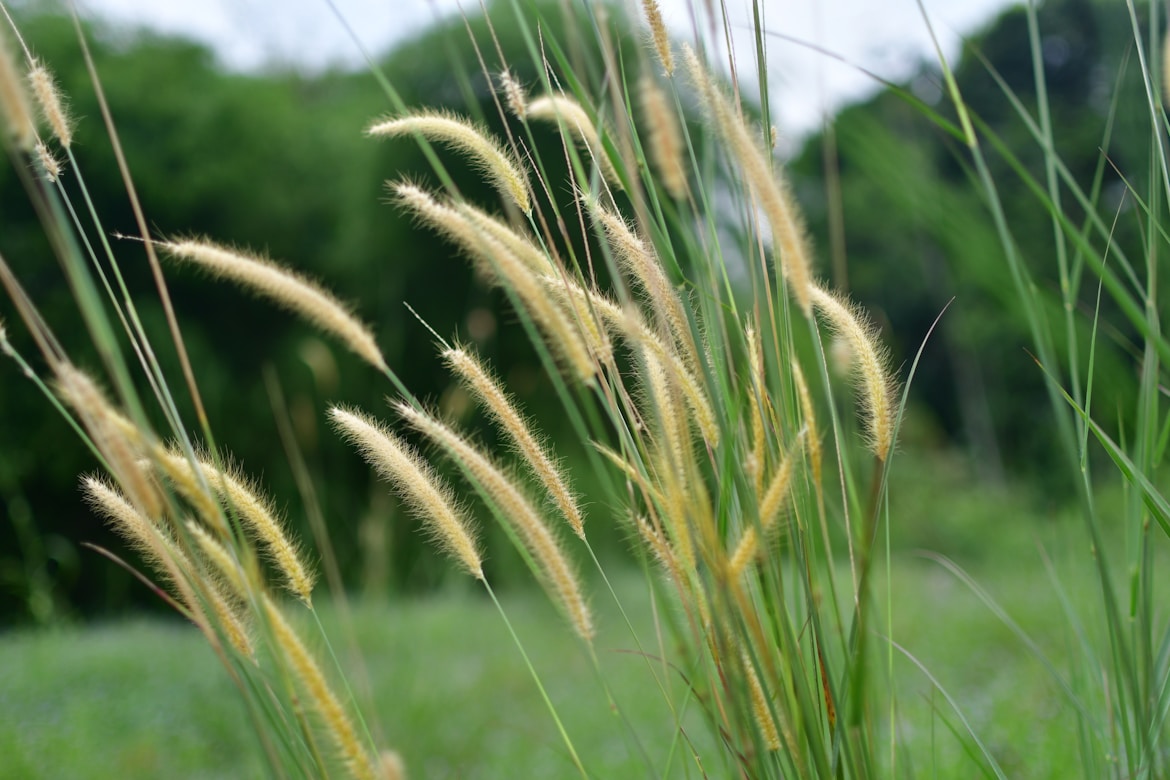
[78,0,1017,137]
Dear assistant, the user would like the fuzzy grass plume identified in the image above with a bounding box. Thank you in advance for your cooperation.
[367,110,530,214]
[329,406,484,580]
[160,238,387,373]
[395,401,594,642]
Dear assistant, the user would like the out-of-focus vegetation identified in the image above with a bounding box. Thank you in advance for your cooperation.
[794,0,1149,482]
[0,0,1147,624]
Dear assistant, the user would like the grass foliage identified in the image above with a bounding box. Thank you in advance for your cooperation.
[3,0,1170,777]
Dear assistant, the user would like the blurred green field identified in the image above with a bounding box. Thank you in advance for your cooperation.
[0,454,1133,779]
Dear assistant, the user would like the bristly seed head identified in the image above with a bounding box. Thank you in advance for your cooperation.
[367,110,530,214]
[809,285,896,462]
[28,61,72,147]
[498,70,528,118]
[160,238,387,374]
[329,405,484,580]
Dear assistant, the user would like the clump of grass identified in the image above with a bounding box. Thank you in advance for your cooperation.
[0,2,932,778]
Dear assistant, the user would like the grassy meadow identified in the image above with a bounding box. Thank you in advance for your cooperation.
[1,451,1132,778]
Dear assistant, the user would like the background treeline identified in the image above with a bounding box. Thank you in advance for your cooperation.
[0,0,1150,622]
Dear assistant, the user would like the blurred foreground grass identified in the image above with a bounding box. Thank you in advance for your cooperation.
[0,452,1146,778]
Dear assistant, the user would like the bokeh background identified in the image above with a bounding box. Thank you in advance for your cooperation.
[0,0,1149,624]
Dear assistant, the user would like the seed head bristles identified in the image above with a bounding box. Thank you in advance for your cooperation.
[591,198,699,372]
[454,202,551,274]
[366,111,530,214]
[525,94,623,189]
[56,364,162,520]
[498,70,528,117]
[728,435,802,579]
[790,359,821,489]
[262,595,379,780]
[742,650,781,751]
[0,28,34,150]
[196,458,316,604]
[808,285,895,461]
[148,448,230,536]
[638,75,686,198]
[393,183,598,379]
[187,520,252,600]
[683,46,813,316]
[593,442,664,507]
[395,402,594,642]
[641,349,690,486]
[379,750,406,780]
[34,141,62,181]
[633,513,678,572]
[640,0,674,75]
[545,277,719,446]
[329,406,484,580]
[745,325,767,499]
[83,477,254,659]
[28,61,71,147]
[160,239,387,373]
[444,347,586,539]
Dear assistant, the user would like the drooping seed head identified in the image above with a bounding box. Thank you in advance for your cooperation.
[526,93,623,189]
[809,285,896,461]
[329,406,484,579]
[160,238,387,373]
[28,61,71,147]
[367,110,530,214]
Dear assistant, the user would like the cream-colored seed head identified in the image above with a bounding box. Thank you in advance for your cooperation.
[591,200,696,368]
[393,183,598,379]
[329,406,484,579]
[198,459,316,603]
[443,347,586,539]
[161,239,387,373]
[638,75,687,199]
[684,46,813,316]
[83,477,253,658]
[56,364,161,519]
[640,0,674,75]
[396,402,594,642]
[743,650,781,751]
[379,750,407,780]
[367,111,530,214]
[809,285,895,461]
[263,595,378,780]
[526,94,622,189]
[34,141,62,181]
[28,61,71,147]
[498,70,527,118]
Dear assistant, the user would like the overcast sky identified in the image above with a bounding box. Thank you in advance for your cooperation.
[79,0,1019,137]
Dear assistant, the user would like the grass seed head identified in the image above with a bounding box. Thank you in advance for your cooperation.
[367,111,530,214]
[161,238,387,374]
[810,285,896,461]
[330,406,484,580]
[526,93,623,189]
[28,61,71,147]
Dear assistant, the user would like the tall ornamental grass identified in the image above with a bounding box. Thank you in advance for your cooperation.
[4,0,1167,777]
